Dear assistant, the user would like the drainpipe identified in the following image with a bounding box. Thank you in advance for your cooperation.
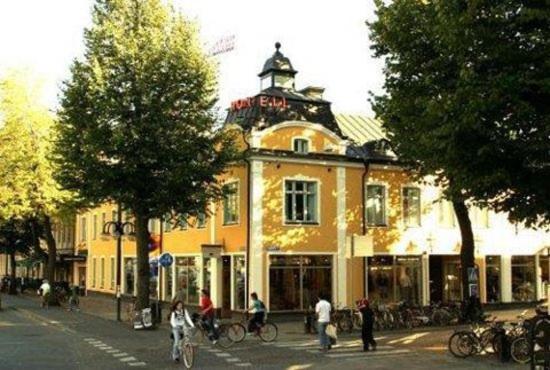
[361,160,371,299]
[241,130,252,311]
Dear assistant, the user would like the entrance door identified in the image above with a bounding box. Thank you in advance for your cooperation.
[222,256,231,311]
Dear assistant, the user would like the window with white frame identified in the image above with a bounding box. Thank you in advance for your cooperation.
[470,207,489,228]
[223,182,239,225]
[80,217,87,242]
[438,199,456,227]
[366,185,386,226]
[284,180,318,223]
[402,187,421,227]
[293,138,309,154]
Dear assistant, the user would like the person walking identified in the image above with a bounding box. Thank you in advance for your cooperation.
[67,285,80,312]
[38,279,51,309]
[170,300,194,362]
[315,294,331,352]
[357,298,376,351]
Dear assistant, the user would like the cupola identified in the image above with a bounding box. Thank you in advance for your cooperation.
[258,42,297,91]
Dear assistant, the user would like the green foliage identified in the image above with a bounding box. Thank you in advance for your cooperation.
[369,0,550,228]
[0,218,33,257]
[56,0,239,219]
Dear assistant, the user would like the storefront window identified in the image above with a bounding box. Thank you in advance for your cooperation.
[541,252,549,300]
[149,259,158,298]
[443,259,462,302]
[396,256,422,304]
[486,256,500,302]
[512,256,536,302]
[124,258,136,295]
[269,255,332,311]
[233,256,246,310]
[368,256,394,302]
[164,264,172,301]
[175,256,200,304]
[368,256,423,304]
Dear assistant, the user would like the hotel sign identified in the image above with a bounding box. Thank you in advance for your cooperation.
[230,96,288,112]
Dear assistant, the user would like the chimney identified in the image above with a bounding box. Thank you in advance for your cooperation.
[300,86,325,99]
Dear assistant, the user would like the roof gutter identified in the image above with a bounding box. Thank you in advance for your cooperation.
[241,130,252,310]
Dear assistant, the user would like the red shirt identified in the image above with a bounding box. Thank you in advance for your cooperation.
[200,296,214,317]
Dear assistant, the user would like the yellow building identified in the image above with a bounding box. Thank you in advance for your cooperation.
[78,43,550,312]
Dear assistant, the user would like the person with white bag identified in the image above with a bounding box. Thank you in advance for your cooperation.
[315,293,332,352]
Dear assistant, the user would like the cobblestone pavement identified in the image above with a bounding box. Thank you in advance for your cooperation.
[0,293,528,369]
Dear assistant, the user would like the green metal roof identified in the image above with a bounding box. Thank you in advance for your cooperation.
[335,114,386,144]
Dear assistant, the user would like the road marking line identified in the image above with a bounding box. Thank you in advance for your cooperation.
[99,346,113,350]
[119,357,137,362]
[306,345,394,353]
[113,352,129,357]
[226,358,241,362]
[235,363,252,367]
[215,353,231,357]
[128,362,146,367]
[106,350,120,353]
[93,343,106,347]
[84,338,96,342]
[326,349,411,359]
[208,348,222,353]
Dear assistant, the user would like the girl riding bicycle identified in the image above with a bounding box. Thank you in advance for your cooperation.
[170,300,194,362]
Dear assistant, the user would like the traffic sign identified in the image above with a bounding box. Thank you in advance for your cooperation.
[159,253,174,268]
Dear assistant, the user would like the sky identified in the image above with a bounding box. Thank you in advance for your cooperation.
[0,0,384,116]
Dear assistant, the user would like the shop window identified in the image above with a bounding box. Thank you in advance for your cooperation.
[486,256,500,302]
[368,256,422,305]
[110,257,115,290]
[366,185,386,226]
[174,256,200,304]
[233,256,246,310]
[402,187,421,227]
[164,263,173,301]
[269,255,332,311]
[541,251,549,300]
[197,212,206,228]
[150,259,158,299]
[293,138,309,154]
[223,182,239,225]
[100,257,105,288]
[124,258,137,295]
[284,180,318,224]
[512,256,536,302]
[92,257,96,287]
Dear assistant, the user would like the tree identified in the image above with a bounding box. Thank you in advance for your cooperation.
[0,70,74,295]
[369,0,549,306]
[0,218,33,294]
[55,0,239,310]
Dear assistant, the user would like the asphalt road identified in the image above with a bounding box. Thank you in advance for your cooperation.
[0,294,525,370]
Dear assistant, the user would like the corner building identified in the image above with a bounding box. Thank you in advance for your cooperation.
[78,44,550,312]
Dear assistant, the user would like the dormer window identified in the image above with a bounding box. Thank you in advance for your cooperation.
[258,42,298,91]
[261,75,272,90]
[274,74,294,89]
[293,138,309,154]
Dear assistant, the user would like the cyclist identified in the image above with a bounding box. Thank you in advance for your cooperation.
[170,300,194,362]
[199,289,218,343]
[247,292,266,334]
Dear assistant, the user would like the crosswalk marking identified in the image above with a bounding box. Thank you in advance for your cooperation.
[326,349,412,359]
[128,362,146,367]
[113,352,129,357]
[119,356,137,362]
[305,345,394,354]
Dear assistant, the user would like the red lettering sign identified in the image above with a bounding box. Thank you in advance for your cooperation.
[230,96,288,112]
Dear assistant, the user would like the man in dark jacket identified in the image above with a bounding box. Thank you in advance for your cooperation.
[357,298,377,351]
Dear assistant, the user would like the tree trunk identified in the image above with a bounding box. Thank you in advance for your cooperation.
[42,215,58,304]
[452,199,476,300]
[29,219,48,265]
[8,250,17,295]
[134,211,150,310]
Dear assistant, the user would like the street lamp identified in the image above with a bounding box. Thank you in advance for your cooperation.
[102,203,135,321]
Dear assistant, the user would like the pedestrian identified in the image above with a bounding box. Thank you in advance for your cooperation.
[38,279,51,309]
[357,298,376,351]
[247,292,266,333]
[315,293,331,352]
[67,285,80,312]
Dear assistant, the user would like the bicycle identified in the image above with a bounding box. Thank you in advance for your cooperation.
[448,320,499,358]
[190,314,235,349]
[227,312,278,343]
[170,327,195,369]
[332,307,353,333]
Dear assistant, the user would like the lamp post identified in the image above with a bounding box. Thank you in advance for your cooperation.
[102,203,135,321]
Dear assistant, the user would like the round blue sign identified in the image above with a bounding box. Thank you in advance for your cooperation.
[159,253,174,267]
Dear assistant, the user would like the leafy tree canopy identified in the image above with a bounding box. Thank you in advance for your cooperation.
[369,0,550,228]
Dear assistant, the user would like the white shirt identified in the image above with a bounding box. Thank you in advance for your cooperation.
[315,300,331,323]
[170,309,194,329]
[39,283,51,295]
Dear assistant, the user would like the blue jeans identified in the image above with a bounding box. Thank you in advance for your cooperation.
[318,322,329,349]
